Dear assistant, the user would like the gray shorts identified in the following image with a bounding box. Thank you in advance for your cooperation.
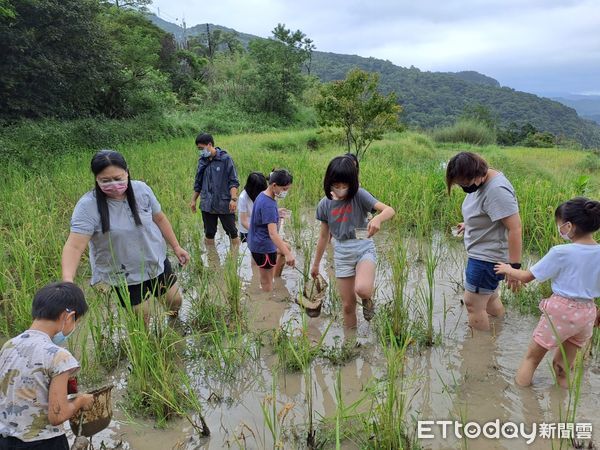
[333,239,377,278]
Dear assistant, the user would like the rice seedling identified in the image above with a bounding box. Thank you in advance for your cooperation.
[365,322,415,449]
[387,241,410,343]
[419,245,441,346]
[223,251,245,326]
[260,371,295,449]
[116,301,194,427]
[273,316,331,373]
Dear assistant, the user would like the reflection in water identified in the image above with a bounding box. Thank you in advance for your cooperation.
[91,216,599,450]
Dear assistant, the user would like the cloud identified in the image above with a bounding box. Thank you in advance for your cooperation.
[150,0,600,94]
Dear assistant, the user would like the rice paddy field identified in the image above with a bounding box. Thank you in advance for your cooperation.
[1,129,599,449]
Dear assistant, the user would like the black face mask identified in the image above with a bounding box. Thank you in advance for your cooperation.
[461,182,482,194]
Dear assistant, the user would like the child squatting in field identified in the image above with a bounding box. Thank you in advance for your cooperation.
[495,197,600,387]
[311,156,395,329]
[0,282,94,450]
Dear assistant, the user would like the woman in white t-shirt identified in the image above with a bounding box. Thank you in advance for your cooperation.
[496,197,600,388]
[238,172,267,243]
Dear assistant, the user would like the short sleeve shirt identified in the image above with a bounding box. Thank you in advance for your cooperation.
[237,190,253,234]
[462,173,519,263]
[248,192,279,253]
[530,243,600,301]
[0,330,79,442]
[316,188,378,241]
[70,180,167,286]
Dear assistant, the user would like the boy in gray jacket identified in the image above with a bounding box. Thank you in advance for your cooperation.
[190,133,240,246]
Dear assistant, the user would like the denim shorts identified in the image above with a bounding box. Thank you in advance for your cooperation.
[464,258,504,295]
[333,239,377,278]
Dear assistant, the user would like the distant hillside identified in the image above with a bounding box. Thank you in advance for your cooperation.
[147,14,257,47]
[445,71,500,87]
[148,14,600,148]
[553,95,600,124]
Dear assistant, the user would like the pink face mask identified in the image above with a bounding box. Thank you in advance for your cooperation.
[98,180,128,196]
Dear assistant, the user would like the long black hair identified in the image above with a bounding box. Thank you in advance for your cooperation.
[244,172,267,202]
[91,150,141,234]
[323,156,359,200]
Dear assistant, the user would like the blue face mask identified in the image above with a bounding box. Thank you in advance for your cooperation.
[52,311,75,345]
[200,149,211,158]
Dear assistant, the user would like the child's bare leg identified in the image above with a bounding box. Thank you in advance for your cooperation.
[552,340,580,389]
[133,300,151,327]
[486,290,505,318]
[337,276,357,329]
[163,282,182,316]
[259,267,275,292]
[355,260,376,320]
[274,243,291,278]
[463,291,493,331]
[515,340,548,386]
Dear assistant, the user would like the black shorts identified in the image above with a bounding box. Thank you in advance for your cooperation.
[201,211,238,239]
[252,252,278,269]
[0,434,68,450]
[239,232,248,243]
[114,259,178,307]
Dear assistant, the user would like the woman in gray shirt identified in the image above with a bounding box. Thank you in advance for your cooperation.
[62,150,190,325]
[446,152,522,332]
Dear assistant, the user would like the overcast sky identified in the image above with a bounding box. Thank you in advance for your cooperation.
[150,0,599,97]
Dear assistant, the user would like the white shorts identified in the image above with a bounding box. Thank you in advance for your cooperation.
[333,239,377,278]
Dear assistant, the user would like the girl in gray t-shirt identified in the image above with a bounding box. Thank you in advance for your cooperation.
[311,156,395,329]
[62,150,190,325]
[446,151,523,332]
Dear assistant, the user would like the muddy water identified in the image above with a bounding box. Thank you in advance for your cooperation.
[73,214,600,449]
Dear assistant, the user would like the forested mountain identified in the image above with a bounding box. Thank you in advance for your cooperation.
[553,95,600,124]
[148,14,600,147]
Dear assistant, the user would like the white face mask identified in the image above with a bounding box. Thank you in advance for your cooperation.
[332,187,348,198]
[275,190,288,199]
[558,222,572,241]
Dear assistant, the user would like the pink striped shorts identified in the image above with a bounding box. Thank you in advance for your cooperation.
[533,295,597,350]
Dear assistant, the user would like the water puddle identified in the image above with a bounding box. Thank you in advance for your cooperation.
[66,212,599,449]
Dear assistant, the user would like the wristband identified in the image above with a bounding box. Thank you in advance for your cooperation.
[510,263,522,269]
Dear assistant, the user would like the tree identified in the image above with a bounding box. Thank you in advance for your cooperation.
[246,24,311,117]
[0,0,119,120]
[103,0,151,10]
[316,68,402,159]
[461,103,497,130]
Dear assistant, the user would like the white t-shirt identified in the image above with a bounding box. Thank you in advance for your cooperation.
[530,243,600,301]
[0,330,79,441]
[237,190,253,234]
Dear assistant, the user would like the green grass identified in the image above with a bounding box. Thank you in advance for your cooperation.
[2,127,599,440]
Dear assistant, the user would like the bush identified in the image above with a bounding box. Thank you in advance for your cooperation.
[522,131,555,148]
[432,119,496,145]
[577,152,600,172]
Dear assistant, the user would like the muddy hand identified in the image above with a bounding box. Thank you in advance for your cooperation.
[506,276,521,293]
[367,217,381,237]
[174,246,190,266]
[189,201,197,213]
[79,393,95,411]
[285,253,296,267]
[456,222,465,234]
[310,264,319,279]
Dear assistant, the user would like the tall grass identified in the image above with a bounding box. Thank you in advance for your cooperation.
[432,119,497,145]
